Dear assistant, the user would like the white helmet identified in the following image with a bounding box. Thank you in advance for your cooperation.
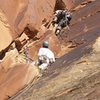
[55,10,62,14]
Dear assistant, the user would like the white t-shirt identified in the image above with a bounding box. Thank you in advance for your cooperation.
[38,47,55,62]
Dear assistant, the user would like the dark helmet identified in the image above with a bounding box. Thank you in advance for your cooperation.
[43,41,49,48]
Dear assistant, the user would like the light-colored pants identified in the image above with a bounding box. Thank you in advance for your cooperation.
[39,63,49,70]
[37,56,50,70]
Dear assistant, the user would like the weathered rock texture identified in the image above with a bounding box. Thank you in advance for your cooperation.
[0,0,74,99]
[0,0,100,100]
[9,38,100,100]
[0,0,74,52]
[0,62,39,100]
[0,9,13,51]
[7,0,100,100]
[28,31,61,60]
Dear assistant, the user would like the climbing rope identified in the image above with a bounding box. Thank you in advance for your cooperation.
[23,45,30,64]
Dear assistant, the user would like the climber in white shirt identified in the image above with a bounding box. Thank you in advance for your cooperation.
[37,41,55,70]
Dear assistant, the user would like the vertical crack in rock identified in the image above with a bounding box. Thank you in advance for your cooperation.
[54,0,66,11]
[14,5,28,34]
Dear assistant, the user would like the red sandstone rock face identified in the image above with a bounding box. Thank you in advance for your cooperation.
[0,63,39,100]
[18,0,56,33]
[0,0,74,52]
[0,0,28,52]
[62,0,74,10]
[10,0,100,98]
[0,0,76,99]
[0,0,55,52]
[0,9,13,51]
[0,0,28,35]
[28,30,61,60]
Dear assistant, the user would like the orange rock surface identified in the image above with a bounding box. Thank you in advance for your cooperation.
[0,0,74,99]
[0,0,74,52]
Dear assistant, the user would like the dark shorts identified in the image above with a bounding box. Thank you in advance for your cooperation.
[58,19,68,28]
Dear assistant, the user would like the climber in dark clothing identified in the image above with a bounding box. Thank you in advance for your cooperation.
[52,10,72,35]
